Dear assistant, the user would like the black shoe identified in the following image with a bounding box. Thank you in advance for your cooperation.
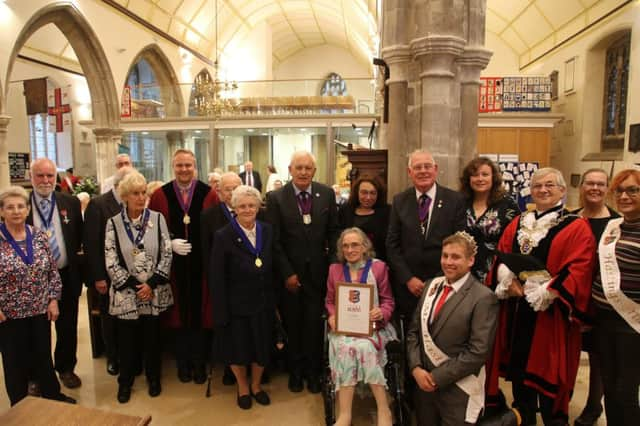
[193,364,207,384]
[59,371,82,389]
[117,385,131,403]
[222,366,236,386]
[178,365,192,383]
[148,380,161,397]
[237,393,252,410]
[56,393,76,404]
[106,359,119,376]
[288,373,304,393]
[574,405,603,426]
[251,390,271,406]
[307,375,322,394]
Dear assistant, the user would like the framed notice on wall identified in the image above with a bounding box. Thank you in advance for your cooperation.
[502,76,552,112]
[9,152,30,182]
[479,77,503,112]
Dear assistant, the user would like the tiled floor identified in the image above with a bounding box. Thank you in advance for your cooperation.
[0,289,606,425]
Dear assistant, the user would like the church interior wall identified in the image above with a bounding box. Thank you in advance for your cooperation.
[482,32,520,76]
[515,2,639,206]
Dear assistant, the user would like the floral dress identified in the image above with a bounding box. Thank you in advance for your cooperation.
[325,259,397,390]
[465,196,520,284]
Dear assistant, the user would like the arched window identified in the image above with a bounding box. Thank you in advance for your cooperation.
[125,58,164,119]
[601,33,630,151]
[321,73,347,96]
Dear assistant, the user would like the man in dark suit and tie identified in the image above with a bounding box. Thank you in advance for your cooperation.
[28,159,83,389]
[406,232,499,425]
[83,165,135,376]
[266,151,340,394]
[239,161,262,193]
[386,150,466,317]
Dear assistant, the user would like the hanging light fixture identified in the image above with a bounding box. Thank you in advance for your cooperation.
[193,0,238,117]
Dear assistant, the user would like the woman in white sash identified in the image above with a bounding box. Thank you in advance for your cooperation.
[105,172,173,403]
[325,228,396,426]
[594,169,640,426]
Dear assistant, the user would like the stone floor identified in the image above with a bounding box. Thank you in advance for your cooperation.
[0,289,606,425]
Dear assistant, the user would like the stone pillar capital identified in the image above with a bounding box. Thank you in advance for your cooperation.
[381,44,411,83]
[0,115,11,131]
[410,35,466,78]
[457,46,493,84]
[92,127,112,139]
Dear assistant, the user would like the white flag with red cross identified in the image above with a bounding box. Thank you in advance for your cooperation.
[47,86,72,133]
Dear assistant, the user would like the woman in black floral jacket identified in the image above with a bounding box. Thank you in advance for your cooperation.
[460,157,520,284]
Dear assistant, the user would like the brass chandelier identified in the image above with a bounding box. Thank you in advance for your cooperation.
[193,0,238,117]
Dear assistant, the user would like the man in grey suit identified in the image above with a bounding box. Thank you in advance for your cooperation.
[407,232,499,425]
[266,151,340,394]
[386,150,466,317]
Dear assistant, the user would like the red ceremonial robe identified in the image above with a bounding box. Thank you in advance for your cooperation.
[485,211,594,416]
[148,180,217,329]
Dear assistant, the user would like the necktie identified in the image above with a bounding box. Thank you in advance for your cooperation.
[432,284,452,320]
[418,193,431,223]
[298,191,311,214]
[40,199,61,262]
[248,173,253,187]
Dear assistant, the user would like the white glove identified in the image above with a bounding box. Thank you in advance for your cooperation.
[495,264,515,300]
[524,279,556,311]
[171,238,192,256]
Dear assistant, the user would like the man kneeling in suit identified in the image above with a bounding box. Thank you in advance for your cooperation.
[407,232,499,425]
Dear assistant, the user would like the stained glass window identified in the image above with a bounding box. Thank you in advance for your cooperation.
[601,33,630,151]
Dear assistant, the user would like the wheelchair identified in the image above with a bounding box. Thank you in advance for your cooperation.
[321,315,411,426]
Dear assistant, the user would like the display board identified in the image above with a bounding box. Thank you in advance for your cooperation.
[479,77,503,112]
[502,76,552,112]
[499,160,539,210]
[9,152,30,182]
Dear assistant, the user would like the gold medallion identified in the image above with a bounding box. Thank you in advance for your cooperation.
[255,257,263,268]
[303,214,311,225]
[46,230,53,238]
[183,214,191,225]
[132,248,140,256]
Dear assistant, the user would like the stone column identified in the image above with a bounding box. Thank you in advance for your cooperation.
[93,128,120,185]
[458,47,492,169]
[411,35,466,186]
[0,116,11,188]
[381,45,411,198]
[209,124,219,170]
[326,122,335,185]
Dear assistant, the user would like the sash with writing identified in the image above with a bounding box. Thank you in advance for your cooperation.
[598,218,640,333]
[420,277,485,423]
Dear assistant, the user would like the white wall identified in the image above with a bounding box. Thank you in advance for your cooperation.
[483,32,520,76]
[513,3,640,206]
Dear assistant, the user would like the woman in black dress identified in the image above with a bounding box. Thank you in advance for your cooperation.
[572,168,619,426]
[210,185,275,409]
[460,157,519,284]
[338,177,390,261]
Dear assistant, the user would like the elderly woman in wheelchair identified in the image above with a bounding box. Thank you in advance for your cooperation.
[325,227,397,426]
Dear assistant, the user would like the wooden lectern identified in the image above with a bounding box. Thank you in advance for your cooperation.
[343,149,388,200]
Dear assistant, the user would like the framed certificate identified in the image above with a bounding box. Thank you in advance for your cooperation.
[335,282,374,337]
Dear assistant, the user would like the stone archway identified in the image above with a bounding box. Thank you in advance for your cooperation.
[124,44,185,118]
[1,2,120,186]
[4,2,119,128]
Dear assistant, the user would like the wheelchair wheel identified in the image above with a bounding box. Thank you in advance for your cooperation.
[322,372,336,426]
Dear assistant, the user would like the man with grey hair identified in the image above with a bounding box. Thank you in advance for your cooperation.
[100,154,132,194]
[266,150,340,394]
[84,165,135,376]
[485,167,595,425]
[27,158,84,390]
[386,150,466,317]
[239,161,262,193]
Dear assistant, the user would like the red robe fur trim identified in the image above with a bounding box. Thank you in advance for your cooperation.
[485,214,594,415]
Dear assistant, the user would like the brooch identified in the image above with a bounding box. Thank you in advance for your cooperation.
[437,200,443,208]
[61,209,70,224]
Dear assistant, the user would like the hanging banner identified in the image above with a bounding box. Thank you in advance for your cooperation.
[121,85,132,117]
[47,86,72,133]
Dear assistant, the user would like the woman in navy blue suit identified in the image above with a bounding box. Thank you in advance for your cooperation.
[210,185,275,410]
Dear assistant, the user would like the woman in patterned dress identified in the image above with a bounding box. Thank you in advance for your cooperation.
[460,157,519,284]
[325,228,396,426]
[105,172,173,403]
[0,186,75,406]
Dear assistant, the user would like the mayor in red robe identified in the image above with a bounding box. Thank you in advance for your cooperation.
[485,168,594,426]
[148,149,217,384]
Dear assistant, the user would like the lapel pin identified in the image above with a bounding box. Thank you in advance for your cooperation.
[315,193,320,197]
[237,238,242,243]
[437,200,443,208]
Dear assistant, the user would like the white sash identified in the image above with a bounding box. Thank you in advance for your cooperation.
[420,277,486,423]
[598,218,640,333]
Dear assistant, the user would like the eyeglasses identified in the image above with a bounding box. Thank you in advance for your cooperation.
[614,186,640,198]
[531,183,558,191]
[411,163,435,171]
[359,189,377,197]
[341,242,362,250]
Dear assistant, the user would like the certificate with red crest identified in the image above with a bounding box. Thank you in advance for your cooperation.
[335,282,374,337]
